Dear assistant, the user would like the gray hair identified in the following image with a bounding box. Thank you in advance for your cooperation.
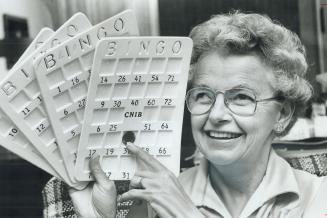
[189,12,313,134]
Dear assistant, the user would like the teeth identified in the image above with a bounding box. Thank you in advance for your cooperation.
[208,131,241,139]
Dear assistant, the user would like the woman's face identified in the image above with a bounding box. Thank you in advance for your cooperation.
[191,50,282,165]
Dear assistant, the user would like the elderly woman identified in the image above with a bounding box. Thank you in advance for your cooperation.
[64,12,327,218]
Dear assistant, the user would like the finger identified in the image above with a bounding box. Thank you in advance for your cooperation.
[134,170,156,178]
[149,201,174,218]
[129,175,144,189]
[92,183,117,217]
[119,188,152,202]
[129,176,156,190]
[89,156,114,192]
[126,143,164,170]
[68,186,95,217]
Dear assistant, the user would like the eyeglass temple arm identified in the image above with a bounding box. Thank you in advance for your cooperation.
[256,95,284,102]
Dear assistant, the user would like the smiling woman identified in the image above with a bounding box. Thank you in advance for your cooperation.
[180,12,325,217]
[46,11,327,218]
[189,52,283,167]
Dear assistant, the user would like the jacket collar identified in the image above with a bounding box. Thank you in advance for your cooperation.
[184,150,300,217]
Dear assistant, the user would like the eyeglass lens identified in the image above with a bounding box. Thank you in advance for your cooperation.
[186,87,257,116]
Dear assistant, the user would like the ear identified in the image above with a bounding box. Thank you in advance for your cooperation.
[274,101,295,133]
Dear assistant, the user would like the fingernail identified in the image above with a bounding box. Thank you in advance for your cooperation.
[90,156,100,165]
[117,194,122,202]
[89,155,101,168]
[126,142,134,147]
[91,155,100,160]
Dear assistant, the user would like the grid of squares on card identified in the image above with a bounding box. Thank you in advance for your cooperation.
[0,9,193,185]
[0,27,58,177]
[0,10,139,187]
[0,12,93,187]
[36,36,192,181]
[34,10,139,184]
[74,37,192,181]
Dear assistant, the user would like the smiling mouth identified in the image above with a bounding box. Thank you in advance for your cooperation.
[206,131,242,140]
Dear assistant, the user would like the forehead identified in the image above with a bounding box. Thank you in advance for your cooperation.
[192,51,276,95]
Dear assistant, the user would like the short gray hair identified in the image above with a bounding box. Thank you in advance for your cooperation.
[189,12,313,134]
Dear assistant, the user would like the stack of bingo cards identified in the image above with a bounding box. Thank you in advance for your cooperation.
[0,9,193,190]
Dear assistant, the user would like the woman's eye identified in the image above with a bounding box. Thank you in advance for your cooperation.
[195,92,212,103]
[231,93,254,105]
[236,94,251,100]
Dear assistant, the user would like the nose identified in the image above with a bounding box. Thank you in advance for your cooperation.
[208,94,229,123]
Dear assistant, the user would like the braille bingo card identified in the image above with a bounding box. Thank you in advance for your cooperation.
[0,13,92,187]
[15,28,54,70]
[75,37,193,181]
[0,28,58,177]
[34,10,139,182]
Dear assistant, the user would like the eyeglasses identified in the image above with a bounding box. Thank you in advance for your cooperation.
[185,87,283,116]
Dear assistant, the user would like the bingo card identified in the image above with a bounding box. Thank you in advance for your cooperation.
[34,10,139,182]
[0,13,92,187]
[75,37,193,181]
[0,28,58,177]
[15,28,54,69]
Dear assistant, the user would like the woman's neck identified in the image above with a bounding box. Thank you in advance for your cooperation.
[208,144,272,217]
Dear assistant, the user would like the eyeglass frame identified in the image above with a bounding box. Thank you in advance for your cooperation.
[185,86,284,116]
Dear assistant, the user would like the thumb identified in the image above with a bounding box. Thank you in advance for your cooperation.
[90,156,117,218]
[90,156,115,191]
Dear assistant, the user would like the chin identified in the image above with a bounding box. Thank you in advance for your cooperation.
[206,151,243,166]
[197,142,245,166]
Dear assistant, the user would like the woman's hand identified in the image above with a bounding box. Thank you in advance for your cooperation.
[69,157,117,218]
[119,143,204,218]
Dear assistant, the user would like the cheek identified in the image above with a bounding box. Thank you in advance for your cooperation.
[237,112,276,141]
[190,115,207,144]
[190,115,206,131]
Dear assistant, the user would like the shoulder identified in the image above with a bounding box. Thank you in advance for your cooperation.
[274,151,324,205]
[292,168,322,188]
[178,161,207,197]
[290,166,327,213]
[178,165,200,184]
[302,176,327,217]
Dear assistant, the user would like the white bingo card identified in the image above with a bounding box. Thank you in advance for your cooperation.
[34,10,139,183]
[75,37,193,181]
[0,13,92,187]
[0,28,58,177]
[15,28,54,68]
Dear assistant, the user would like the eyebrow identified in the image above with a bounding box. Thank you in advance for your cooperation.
[232,84,259,96]
[190,83,210,89]
[193,83,259,95]
[196,84,210,88]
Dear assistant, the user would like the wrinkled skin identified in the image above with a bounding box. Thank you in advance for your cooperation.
[69,157,117,218]
[70,144,204,218]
